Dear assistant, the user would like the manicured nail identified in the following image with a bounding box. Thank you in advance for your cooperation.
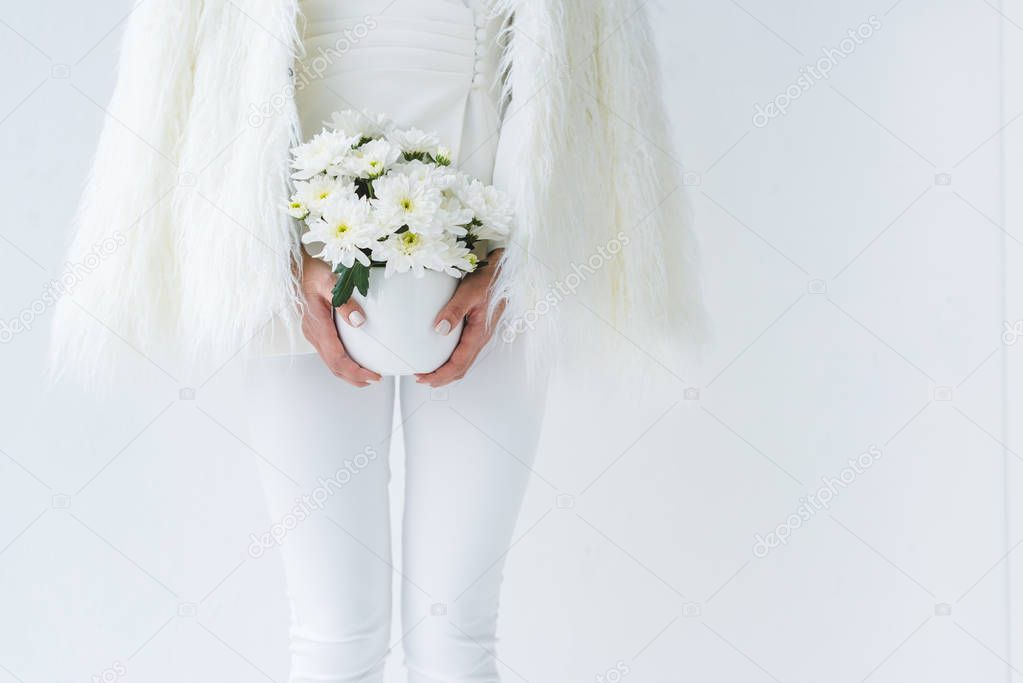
[349,311,365,328]
[435,320,452,335]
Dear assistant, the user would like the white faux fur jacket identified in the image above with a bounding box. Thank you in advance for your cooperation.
[52,0,703,380]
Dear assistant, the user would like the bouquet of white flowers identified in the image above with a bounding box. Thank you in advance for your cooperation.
[286,110,513,308]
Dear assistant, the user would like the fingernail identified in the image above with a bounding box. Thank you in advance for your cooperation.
[435,320,451,335]
[349,311,365,328]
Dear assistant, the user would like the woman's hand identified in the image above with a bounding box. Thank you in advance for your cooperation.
[416,249,506,388]
[301,254,382,387]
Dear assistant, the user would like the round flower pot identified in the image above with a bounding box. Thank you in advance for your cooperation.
[334,268,463,376]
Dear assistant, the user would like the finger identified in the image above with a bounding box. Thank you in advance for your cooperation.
[416,319,485,387]
[337,300,367,328]
[330,354,382,387]
[323,333,382,383]
[432,294,469,336]
[319,341,382,386]
[304,301,382,385]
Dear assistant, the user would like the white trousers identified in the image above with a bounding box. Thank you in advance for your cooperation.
[244,341,547,683]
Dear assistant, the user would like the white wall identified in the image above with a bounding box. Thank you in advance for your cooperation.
[0,1,1016,682]
[1003,0,1023,675]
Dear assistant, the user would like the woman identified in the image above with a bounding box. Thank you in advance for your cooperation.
[52,0,701,680]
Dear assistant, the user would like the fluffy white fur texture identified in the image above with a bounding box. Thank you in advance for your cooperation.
[490,0,704,375]
[52,0,702,383]
[52,0,305,383]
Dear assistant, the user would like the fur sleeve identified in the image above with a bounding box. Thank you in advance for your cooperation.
[51,0,304,384]
[489,0,705,375]
[50,1,203,384]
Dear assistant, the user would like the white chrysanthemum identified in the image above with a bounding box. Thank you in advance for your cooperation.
[301,197,380,269]
[437,236,479,276]
[435,145,453,166]
[291,130,357,180]
[371,231,449,278]
[432,164,461,191]
[446,171,483,207]
[325,109,394,140]
[339,138,401,179]
[371,172,444,234]
[391,159,434,182]
[393,160,460,192]
[457,179,513,240]
[285,199,309,220]
[435,195,473,237]
[287,110,516,286]
[291,176,357,220]
[388,127,442,158]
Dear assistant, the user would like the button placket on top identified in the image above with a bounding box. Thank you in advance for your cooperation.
[471,15,486,88]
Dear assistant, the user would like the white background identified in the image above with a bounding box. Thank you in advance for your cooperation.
[0,0,1021,681]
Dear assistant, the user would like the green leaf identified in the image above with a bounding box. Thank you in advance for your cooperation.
[332,262,372,306]
[353,262,370,296]
[332,266,357,307]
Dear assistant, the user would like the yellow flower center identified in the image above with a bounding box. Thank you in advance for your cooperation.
[318,191,330,200]
[400,232,420,251]
[400,198,414,212]
[335,223,350,237]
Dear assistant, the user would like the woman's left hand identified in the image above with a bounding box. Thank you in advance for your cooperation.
[415,249,505,388]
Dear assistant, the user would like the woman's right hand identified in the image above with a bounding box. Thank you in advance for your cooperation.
[300,254,382,388]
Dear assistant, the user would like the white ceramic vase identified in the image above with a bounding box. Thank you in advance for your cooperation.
[334,268,463,376]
